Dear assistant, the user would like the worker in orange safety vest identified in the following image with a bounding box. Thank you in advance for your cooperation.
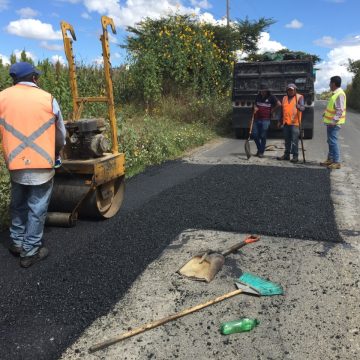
[0,62,66,268]
[277,83,305,163]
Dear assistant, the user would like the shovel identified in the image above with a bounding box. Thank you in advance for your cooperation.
[177,235,260,283]
[244,113,255,159]
[89,273,283,353]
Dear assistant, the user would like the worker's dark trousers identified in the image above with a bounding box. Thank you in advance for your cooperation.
[251,119,270,154]
[283,124,299,158]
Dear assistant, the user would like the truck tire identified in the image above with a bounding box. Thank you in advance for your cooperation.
[304,129,313,139]
[235,128,247,139]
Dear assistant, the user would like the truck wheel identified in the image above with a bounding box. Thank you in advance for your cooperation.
[304,129,313,139]
[235,128,247,139]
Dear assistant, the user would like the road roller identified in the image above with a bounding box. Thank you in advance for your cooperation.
[46,16,125,227]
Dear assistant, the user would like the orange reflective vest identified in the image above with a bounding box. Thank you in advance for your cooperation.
[0,84,56,170]
[282,94,303,126]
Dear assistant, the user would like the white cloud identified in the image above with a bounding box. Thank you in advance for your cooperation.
[16,7,39,18]
[198,11,227,25]
[190,0,212,9]
[315,45,360,92]
[0,0,9,12]
[235,32,285,61]
[257,32,285,53]
[92,56,104,65]
[81,12,91,19]
[6,19,62,40]
[0,53,10,65]
[285,19,303,29]
[82,0,197,28]
[314,36,337,47]
[51,55,66,65]
[40,41,64,51]
[114,52,121,59]
[314,34,360,48]
[13,49,36,61]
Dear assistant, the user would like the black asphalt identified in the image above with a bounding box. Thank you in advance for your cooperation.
[0,162,340,360]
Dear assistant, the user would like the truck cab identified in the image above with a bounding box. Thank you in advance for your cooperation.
[232,59,315,139]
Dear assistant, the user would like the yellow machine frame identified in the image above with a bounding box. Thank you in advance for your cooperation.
[46,16,125,227]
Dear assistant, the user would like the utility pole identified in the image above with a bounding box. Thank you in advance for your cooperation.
[226,0,230,27]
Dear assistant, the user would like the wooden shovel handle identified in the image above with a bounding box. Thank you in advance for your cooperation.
[248,113,255,139]
[221,235,260,257]
[89,288,243,353]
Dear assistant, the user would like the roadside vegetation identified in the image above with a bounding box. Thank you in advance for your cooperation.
[0,14,282,229]
[346,59,360,111]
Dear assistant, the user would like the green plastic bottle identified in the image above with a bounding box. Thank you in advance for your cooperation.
[220,318,259,335]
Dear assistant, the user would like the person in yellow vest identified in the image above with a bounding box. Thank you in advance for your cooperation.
[277,83,305,163]
[0,62,66,268]
[320,76,346,169]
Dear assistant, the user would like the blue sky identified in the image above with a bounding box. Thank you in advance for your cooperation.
[0,0,359,91]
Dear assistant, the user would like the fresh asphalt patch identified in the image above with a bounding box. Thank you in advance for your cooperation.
[0,162,341,360]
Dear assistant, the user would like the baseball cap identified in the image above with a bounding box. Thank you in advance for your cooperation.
[9,62,42,79]
[286,83,297,90]
[259,83,269,91]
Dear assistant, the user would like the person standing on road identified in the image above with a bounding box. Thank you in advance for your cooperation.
[0,62,66,268]
[277,84,305,163]
[320,76,346,169]
[252,84,281,157]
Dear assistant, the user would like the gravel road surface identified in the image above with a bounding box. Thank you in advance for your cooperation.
[0,101,359,360]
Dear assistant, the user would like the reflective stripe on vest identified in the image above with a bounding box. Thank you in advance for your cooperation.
[282,94,302,126]
[323,89,346,125]
[0,85,56,170]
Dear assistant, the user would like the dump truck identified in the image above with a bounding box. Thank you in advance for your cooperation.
[232,58,315,139]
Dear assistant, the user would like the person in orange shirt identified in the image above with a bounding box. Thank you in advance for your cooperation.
[0,62,66,267]
[277,84,305,163]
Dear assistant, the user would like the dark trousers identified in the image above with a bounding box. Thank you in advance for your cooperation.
[283,124,299,158]
[252,120,270,154]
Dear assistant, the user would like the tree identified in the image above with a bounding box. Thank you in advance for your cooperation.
[123,14,274,104]
[346,59,360,111]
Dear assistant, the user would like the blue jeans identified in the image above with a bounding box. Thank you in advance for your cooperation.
[283,124,299,157]
[251,120,270,154]
[327,125,341,163]
[10,179,53,257]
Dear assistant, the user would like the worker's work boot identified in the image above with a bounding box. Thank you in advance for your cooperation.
[327,162,341,170]
[290,157,298,163]
[320,159,333,166]
[20,247,49,268]
[276,154,290,161]
[9,243,22,256]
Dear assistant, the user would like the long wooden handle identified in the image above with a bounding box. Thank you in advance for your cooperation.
[89,288,243,353]
[296,96,306,163]
[221,235,260,257]
[248,113,255,139]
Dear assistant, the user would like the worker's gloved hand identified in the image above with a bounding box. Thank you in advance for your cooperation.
[54,155,62,169]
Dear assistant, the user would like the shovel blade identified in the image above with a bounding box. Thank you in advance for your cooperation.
[244,140,251,159]
[178,253,225,283]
